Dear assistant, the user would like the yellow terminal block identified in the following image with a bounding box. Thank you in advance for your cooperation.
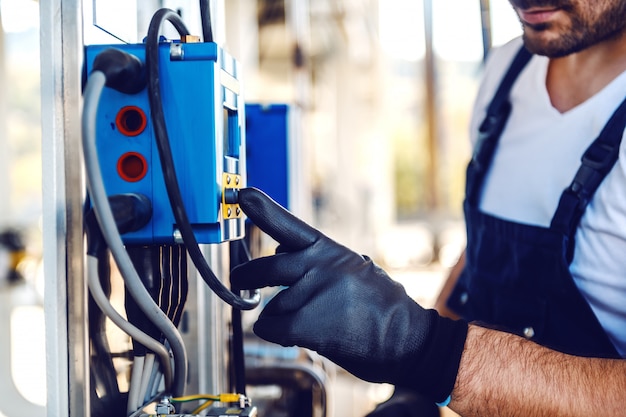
[218,393,242,403]
[222,173,243,220]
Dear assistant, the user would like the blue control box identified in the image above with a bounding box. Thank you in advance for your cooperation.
[85,41,246,244]
[245,104,290,210]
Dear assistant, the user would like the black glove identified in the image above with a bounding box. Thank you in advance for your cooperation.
[231,188,468,403]
[365,387,440,417]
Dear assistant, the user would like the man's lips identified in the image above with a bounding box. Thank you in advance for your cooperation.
[518,8,560,25]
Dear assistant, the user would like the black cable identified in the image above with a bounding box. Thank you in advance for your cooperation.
[83,205,124,407]
[157,245,188,327]
[126,246,165,356]
[171,245,188,327]
[83,70,183,397]
[158,246,173,320]
[89,248,123,405]
[200,0,214,43]
[229,238,252,395]
[145,8,259,310]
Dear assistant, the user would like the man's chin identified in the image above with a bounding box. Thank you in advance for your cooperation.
[521,29,577,58]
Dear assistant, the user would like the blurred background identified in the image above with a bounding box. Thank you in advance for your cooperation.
[0,0,521,415]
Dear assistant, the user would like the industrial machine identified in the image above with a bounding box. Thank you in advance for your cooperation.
[71,3,326,416]
[81,5,261,416]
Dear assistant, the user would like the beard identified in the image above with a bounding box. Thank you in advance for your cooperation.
[509,0,626,57]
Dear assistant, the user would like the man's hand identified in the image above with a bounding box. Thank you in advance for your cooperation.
[231,188,468,403]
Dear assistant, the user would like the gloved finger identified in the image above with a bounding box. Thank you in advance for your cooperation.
[238,188,318,250]
[251,288,325,347]
[230,250,309,290]
[252,306,296,346]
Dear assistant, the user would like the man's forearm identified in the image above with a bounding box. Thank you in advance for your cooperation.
[450,324,626,416]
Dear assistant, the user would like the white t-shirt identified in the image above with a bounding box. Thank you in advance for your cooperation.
[471,37,626,357]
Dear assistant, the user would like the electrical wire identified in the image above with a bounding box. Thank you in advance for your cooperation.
[173,393,241,401]
[169,245,188,326]
[86,256,173,391]
[146,361,163,401]
[88,249,122,405]
[191,400,215,414]
[127,355,145,414]
[125,245,184,410]
[125,247,161,360]
[172,392,243,415]
[127,391,168,417]
[199,0,214,42]
[171,394,221,403]
[229,239,252,395]
[82,70,188,397]
[145,8,260,310]
[138,353,156,408]
[171,392,242,414]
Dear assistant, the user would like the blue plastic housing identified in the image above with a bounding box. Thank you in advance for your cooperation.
[245,104,290,209]
[85,41,246,244]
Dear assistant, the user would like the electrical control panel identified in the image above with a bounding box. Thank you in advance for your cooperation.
[85,40,245,244]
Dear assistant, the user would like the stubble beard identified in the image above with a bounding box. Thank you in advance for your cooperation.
[512,1,626,57]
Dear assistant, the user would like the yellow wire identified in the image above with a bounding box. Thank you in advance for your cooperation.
[171,394,219,403]
[191,400,214,414]
[172,392,242,413]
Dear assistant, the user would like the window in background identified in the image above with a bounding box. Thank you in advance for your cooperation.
[379,0,520,219]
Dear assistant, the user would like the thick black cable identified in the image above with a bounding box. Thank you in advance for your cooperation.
[126,246,164,355]
[145,8,259,310]
[229,238,252,395]
[200,0,214,42]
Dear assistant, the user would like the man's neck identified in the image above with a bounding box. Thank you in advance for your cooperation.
[547,32,626,113]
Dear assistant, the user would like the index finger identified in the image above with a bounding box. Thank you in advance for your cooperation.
[238,187,319,250]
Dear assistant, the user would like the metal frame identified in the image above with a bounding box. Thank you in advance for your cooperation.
[41,1,88,415]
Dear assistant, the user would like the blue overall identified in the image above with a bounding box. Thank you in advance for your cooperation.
[447,46,626,359]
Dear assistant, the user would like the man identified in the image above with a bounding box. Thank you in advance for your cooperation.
[231,1,626,415]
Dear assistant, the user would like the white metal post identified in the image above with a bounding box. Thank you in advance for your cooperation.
[40,0,89,416]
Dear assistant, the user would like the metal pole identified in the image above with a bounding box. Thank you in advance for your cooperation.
[480,0,493,60]
[40,0,89,415]
[423,0,439,210]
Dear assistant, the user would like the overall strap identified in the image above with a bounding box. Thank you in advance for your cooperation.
[551,96,626,261]
[466,46,532,206]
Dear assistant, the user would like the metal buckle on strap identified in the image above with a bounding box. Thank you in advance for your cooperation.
[570,143,616,193]
[580,142,616,171]
[472,103,512,170]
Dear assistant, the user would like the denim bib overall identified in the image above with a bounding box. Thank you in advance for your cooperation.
[448,47,626,358]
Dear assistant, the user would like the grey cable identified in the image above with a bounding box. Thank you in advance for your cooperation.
[86,256,173,391]
[138,353,156,407]
[128,355,144,414]
[82,71,187,397]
